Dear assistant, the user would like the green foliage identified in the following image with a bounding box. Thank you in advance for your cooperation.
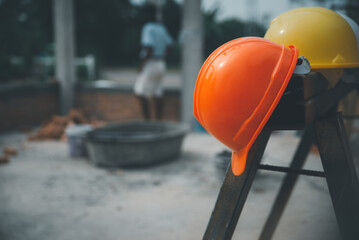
[290,0,359,27]
[0,0,265,82]
[162,0,182,41]
[162,0,182,66]
[0,0,52,81]
[75,0,138,67]
[341,2,359,26]
[75,0,182,67]
[204,9,265,58]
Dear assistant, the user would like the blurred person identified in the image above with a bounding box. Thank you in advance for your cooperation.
[134,4,173,121]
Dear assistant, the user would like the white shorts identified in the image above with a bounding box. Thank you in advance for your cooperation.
[134,60,166,97]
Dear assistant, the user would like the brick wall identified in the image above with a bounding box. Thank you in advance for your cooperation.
[0,81,181,131]
[0,83,59,131]
[76,82,180,122]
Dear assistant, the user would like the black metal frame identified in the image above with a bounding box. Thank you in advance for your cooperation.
[203,74,359,240]
[258,164,325,178]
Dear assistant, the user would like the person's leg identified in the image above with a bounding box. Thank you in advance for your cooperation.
[153,97,164,120]
[152,61,166,121]
[134,61,153,121]
[137,96,151,121]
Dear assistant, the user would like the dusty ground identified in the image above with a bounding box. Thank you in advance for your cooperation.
[0,130,341,240]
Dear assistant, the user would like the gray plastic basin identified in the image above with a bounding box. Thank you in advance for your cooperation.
[86,121,189,168]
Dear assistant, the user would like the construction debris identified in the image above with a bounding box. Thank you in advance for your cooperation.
[28,109,105,141]
[3,147,17,156]
[0,147,18,165]
[0,155,9,164]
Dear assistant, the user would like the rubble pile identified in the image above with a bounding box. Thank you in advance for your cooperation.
[0,147,17,164]
[28,109,105,141]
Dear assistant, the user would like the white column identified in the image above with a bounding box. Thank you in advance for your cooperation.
[181,0,203,126]
[53,0,76,115]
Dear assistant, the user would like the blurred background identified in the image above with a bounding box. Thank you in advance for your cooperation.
[0,0,359,239]
[1,0,359,128]
[1,0,358,82]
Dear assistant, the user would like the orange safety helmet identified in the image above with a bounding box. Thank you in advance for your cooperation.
[193,37,298,176]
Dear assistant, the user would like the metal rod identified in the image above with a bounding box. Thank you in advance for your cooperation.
[258,164,325,177]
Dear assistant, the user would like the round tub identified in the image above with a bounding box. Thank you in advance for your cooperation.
[86,121,189,168]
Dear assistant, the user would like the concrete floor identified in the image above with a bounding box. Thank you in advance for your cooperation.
[0,130,341,240]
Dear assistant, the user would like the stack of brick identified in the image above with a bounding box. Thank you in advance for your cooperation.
[28,109,104,141]
[0,147,17,164]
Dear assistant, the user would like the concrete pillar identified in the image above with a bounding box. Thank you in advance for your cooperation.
[181,0,203,126]
[53,0,76,115]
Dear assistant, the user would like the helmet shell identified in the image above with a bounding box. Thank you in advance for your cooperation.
[339,13,359,52]
[193,37,298,175]
[265,7,359,69]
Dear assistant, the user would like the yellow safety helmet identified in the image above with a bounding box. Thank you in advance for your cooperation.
[264,7,359,69]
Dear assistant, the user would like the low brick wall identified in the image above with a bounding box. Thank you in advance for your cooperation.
[0,82,59,131]
[76,81,180,122]
[0,81,180,132]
